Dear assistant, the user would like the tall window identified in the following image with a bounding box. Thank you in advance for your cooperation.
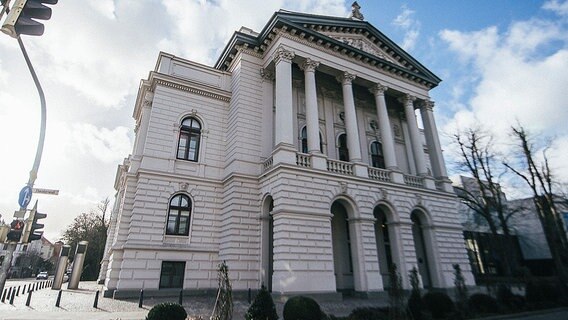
[338,133,349,161]
[177,117,201,161]
[159,261,185,289]
[301,127,308,153]
[371,141,385,169]
[300,126,323,153]
[166,194,192,236]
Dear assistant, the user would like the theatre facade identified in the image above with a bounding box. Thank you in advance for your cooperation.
[100,6,475,298]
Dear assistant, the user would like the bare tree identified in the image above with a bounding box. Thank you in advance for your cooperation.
[453,127,521,276]
[504,125,568,287]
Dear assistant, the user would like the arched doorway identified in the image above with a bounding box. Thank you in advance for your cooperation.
[373,206,394,288]
[261,196,274,291]
[331,201,354,292]
[411,210,432,288]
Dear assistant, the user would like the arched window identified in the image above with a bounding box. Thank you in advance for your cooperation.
[300,126,323,154]
[177,117,201,161]
[371,141,385,169]
[166,194,192,236]
[301,127,308,153]
[338,133,349,162]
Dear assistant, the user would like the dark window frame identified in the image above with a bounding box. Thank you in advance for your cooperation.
[370,141,386,169]
[338,133,349,162]
[159,261,185,289]
[166,194,192,236]
[177,117,201,162]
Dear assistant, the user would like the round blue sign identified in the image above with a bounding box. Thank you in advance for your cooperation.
[18,186,33,209]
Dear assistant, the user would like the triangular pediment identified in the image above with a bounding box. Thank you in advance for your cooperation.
[215,10,441,88]
[318,32,403,67]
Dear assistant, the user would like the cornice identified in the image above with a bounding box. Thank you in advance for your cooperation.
[149,73,231,103]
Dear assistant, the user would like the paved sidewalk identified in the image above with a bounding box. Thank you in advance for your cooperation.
[1,281,566,320]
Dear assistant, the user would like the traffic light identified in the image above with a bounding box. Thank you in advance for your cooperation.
[23,203,46,242]
[6,219,25,242]
[1,0,57,38]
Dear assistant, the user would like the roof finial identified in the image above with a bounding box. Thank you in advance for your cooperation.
[349,1,364,20]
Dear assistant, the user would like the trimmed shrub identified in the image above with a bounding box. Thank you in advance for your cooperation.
[145,302,187,320]
[283,296,323,320]
[525,280,562,309]
[407,267,422,320]
[468,293,499,315]
[497,284,525,311]
[245,285,278,320]
[422,292,455,319]
[348,307,389,320]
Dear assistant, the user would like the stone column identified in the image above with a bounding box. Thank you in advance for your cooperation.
[133,92,153,156]
[301,59,327,170]
[401,94,428,176]
[420,100,453,192]
[370,84,404,183]
[272,46,296,165]
[337,72,362,162]
[274,46,295,146]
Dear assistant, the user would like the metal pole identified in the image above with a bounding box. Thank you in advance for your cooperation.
[0,35,48,295]
[26,290,32,306]
[138,289,143,308]
[93,290,99,308]
[55,290,62,307]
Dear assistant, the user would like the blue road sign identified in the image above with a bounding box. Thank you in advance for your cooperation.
[18,186,33,209]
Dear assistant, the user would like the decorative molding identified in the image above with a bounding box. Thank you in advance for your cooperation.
[421,100,435,111]
[143,92,154,108]
[273,46,295,65]
[398,94,416,106]
[336,71,356,85]
[260,68,275,81]
[340,182,348,194]
[300,58,320,72]
[370,83,388,96]
[154,79,231,102]
[179,182,189,191]
[271,30,433,90]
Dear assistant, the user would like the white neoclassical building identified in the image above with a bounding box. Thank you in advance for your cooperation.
[100,5,475,298]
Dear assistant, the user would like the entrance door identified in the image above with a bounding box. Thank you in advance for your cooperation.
[331,201,354,291]
[411,211,432,288]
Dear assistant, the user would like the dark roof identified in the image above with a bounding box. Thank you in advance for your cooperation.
[214,10,441,88]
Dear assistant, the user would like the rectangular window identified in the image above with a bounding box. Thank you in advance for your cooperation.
[159,261,185,289]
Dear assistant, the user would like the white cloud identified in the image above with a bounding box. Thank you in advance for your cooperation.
[87,0,117,20]
[71,124,132,164]
[392,5,421,51]
[543,0,568,16]
[439,15,568,193]
[159,0,348,65]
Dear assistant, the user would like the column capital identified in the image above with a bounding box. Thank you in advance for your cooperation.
[398,94,416,107]
[300,58,320,72]
[370,83,388,96]
[260,68,275,81]
[336,71,356,85]
[420,100,435,111]
[273,46,295,65]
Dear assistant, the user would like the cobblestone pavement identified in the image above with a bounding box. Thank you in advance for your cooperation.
[0,280,566,320]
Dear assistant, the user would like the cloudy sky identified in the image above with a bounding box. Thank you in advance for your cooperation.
[1,0,567,242]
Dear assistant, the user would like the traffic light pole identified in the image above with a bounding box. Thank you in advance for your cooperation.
[0,35,47,295]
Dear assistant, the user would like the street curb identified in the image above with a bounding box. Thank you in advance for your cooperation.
[475,307,568,319]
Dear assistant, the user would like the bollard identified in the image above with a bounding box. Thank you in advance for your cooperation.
[55,290,62,307]
[26,290,32,307]
[7,287,12,300]
[138,289,144,308]
[1,288,6,302]
[16,286,20,296]
[93,290,100,308]
[22,284,26,293]
[248,288,251,304]
[9,289,15,305]
[178,289,183,305]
